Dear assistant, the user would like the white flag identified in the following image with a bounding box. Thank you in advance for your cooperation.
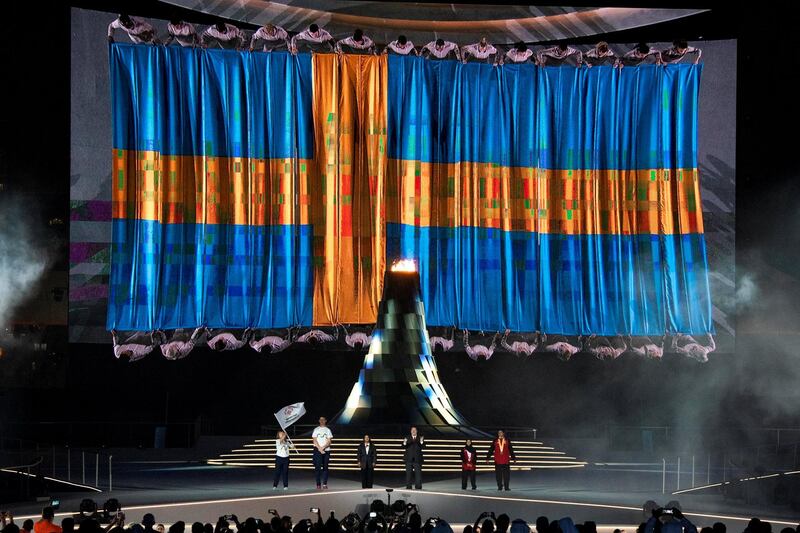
[274,402,306,429]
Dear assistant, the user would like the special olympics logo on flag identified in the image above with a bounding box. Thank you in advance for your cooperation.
[275,402,306,429]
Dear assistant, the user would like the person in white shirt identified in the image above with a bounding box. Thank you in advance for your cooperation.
[250,23,290,52]
[503,42,535,64]
[672,333,715,362]
[627,335,665,359]
[582,334,626,361]
[158,327,203,360]
[621,42,662,66]
[584,41,617,67]
[336,29,376,55]
[463,330,499,362]
[163,19,198,47]
[272,430,294,490]
[660,40,702,64]
[421,38,461,61]
[206,328,252,351]
[291,24,334,54]
[295,329,336,345]
[344,326,372,352]
[429,328,454,353]
[461,37,499,64]
[500,329,540,358]
[383,35,418,56]
[107,14,157,44]
[250,328,294,354]
[202,22,246,49]
[538,43,582,66]
[311,417,333,489]
[541,333,580,361]
[111,329,158,362]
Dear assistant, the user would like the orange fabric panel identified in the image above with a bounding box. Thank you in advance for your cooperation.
[311,54,388,325]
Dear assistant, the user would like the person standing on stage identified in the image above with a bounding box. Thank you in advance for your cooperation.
[460,439,478,490]
[272,430,293,490]
[402,426,425,489]
[486,430,516,491]
[312,416,333,489]
[356,434,378,488]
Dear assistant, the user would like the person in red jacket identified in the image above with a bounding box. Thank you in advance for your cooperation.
[460,439,478,490]
[486,430,516,490]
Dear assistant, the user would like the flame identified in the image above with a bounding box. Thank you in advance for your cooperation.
[390,259,417,272]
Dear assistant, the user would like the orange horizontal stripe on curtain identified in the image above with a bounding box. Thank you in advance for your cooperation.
[385,161,705,235]
[111,150,312,226]
[311,53,388,326]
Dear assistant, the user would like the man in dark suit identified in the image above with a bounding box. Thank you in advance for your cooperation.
[402,426,425,489]
[356,434,378,488]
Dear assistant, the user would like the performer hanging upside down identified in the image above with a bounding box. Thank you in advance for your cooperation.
[206,328,252,351]
[429,327,455,353]
[500,329,539,358]
[584,41,617,67]
[295,328,336,345]
[582,334,626,361]
[107,14,157,44]
[537,43,582,66]
[672,333,715,363]
[627,335,665,359]
[111,329,158,362]
[291,24,334,54]
[343,326,372,352]
[164,19,198,47]
[463,330,499,362]
[541,333,580,361]
[503,42,535,64]
[621,43,662,66]
[201,22,246,49]
[660,40,702,64]
[250,328,294,354]
[250,23,290,52]
[336,29,376,55]
[383,35,418,56]
[158,327,204,360]
[461,37,499,64]
[421,38,461,61]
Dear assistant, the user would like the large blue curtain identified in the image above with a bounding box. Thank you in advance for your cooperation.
[386,56,713,336]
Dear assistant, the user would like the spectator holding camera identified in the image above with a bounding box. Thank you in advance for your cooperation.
[644,507,697,533]
[33,508,61,533]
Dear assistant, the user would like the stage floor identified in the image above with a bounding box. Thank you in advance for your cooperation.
[9,465,800,529]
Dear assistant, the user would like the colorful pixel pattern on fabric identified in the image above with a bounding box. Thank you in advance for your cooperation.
[108,44,712,336]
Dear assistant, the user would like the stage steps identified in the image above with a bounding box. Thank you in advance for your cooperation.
[207,437,586,472]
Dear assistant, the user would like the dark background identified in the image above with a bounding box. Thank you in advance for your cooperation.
[0,2,798,453]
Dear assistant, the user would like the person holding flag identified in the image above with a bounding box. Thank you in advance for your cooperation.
[272,430,294,490]
[273,402,306,490]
